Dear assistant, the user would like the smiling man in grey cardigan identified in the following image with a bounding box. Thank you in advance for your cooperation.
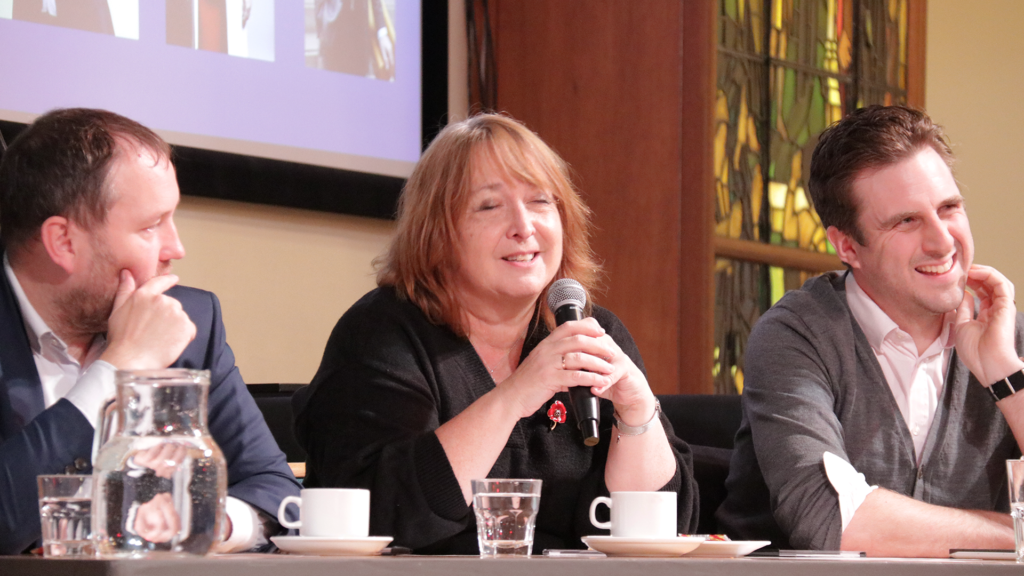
[718,105,1024,557]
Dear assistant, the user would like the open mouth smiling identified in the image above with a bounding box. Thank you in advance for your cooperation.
[503,253,537,263]
[916,259,953,275]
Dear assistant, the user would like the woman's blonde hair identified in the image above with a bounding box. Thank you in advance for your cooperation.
[375,113,600,336]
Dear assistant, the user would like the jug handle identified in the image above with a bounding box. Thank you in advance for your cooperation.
[92,397,120,461]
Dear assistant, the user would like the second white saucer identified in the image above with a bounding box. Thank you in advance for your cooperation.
[581,535,705,557]
[271,535,393,556]
[686,539,771,558]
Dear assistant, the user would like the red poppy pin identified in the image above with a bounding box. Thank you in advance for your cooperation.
[548,400,567,430]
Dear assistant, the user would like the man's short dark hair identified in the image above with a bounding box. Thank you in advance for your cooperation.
[808,105,954,245]
[0,108,171,254]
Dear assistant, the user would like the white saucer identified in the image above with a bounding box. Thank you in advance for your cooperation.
[270,535,393,556]
[686,539,771,558]
[581,535,705,557]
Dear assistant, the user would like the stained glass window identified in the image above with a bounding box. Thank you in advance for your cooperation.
[714,0,908,395]
[714,258,765,396]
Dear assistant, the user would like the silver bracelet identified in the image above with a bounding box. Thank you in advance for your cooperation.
[613,399,661,443]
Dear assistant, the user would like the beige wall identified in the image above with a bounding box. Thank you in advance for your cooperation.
[926,0,1024,291]
[172,1,468,385]
[173,197,394,384]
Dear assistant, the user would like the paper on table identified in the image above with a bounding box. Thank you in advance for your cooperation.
[949,549,1016,561]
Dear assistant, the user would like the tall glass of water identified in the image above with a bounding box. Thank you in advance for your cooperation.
[38,474,93,557]
[471,478,542,558]
[1008,459,1024,562]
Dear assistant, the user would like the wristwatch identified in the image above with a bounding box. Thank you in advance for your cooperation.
[613,399,661,443]
[988,370,1024,402]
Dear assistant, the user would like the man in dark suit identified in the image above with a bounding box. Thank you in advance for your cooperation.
[0,108,301,554]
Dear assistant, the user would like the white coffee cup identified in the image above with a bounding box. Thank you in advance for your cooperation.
[277,488,370,538]
[589,491,676,538]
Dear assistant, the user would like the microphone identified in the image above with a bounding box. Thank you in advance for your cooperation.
[547,278,600,447]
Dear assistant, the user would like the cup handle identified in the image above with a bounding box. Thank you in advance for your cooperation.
[589,496,612,530]
[277,496,302,529]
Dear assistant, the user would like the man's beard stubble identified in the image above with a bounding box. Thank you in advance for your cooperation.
[53,240,118,339]
[55,284,116,337]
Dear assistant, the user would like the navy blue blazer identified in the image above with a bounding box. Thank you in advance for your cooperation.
[0,263,301,554]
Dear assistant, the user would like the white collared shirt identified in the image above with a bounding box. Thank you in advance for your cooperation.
[3,255,261,552]
[3,255,116,425]
[824,272,956,533]
[845,272,955,462]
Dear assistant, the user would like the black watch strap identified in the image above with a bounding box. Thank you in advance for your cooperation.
[988,370,1024,402]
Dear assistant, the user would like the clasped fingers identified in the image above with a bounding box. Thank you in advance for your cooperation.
[559,350,614,375]
[558,365,612,392]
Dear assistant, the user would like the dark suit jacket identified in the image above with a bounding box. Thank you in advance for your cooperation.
[0,263,301,554]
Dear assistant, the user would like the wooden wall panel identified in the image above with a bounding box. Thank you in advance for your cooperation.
[679,0,717,394]
[907,0,927,108]
[493,1,710,394]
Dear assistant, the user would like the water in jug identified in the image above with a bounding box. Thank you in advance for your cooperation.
[92,369,227,557]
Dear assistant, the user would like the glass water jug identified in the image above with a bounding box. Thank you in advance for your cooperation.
[92,369,228,557]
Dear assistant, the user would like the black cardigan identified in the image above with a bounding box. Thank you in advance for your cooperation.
[294,287,698,553]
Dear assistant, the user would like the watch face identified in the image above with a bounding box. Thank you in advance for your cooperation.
[990,375,1020,401]
[1008,370,1024,391]
[990,384,1008,402]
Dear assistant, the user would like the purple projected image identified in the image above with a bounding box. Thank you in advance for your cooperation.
[0,0,422,178]
[5,0,139,39]
[166,0,275,62]
[307,0,396,81]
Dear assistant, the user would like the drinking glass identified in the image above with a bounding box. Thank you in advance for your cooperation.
[1008,459,1024,562]
[471,479,542,558]
[38,474,94,557]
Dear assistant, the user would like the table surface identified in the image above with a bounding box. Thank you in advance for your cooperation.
[2,554,1022,576]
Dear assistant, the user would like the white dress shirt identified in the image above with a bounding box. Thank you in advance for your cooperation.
[845,273,955,461]
[3,255,116,426]
[824,273,955,532]
[3,256,261,552]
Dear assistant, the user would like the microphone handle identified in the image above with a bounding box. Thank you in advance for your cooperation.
[554,306,584,324]
[554,304,601,446]
[569,387,601,447]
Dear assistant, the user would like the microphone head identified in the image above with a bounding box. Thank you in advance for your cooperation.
[547,278,587,312]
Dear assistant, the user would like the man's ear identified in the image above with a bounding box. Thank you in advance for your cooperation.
[826,225,861,270]
[39,216,79,274]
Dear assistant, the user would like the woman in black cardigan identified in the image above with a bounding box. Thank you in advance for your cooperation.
[294,114,698,553]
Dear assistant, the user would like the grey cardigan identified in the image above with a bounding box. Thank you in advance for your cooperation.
[716,271,1022,550]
